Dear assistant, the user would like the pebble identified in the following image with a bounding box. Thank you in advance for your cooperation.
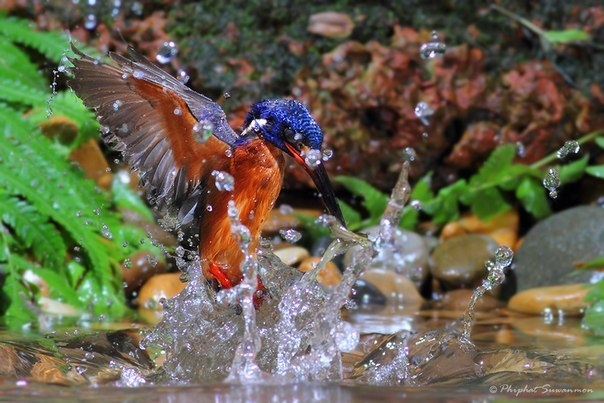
[511,206,604,292]
[122,250,167,295]
[69,138,112,190]
[349,279,388,306]
[436,289,504,312]
[430,234,499,288]
[359,269,424,307]
[136,273,187,324]
[508,284,591,316]
[273,246,309,266]
[298,256,342,287]
[307,11,354,39]
[440,209,519,249]
[344,226,430,287]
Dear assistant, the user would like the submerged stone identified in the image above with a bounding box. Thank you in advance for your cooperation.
[511,206,604,292]
[508,283,591,316]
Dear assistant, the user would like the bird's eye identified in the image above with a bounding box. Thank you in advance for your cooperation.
[283,127,296,143]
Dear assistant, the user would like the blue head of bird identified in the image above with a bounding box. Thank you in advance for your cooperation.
[239,98,344,225]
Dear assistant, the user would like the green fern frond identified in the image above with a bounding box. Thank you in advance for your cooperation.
[0,41,46,91]
[0,17,70,63]
[0,192,67,270]
[0,77,49,109]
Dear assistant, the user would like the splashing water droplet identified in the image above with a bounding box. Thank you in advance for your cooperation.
[304,149,322,169]
[225,149,233,158]
[556,140,581,159]
[192,120,214,143]
[494,246,514,267]
[101,224,113,239]
[177,69,190,84]
[112,100,123,111]
[206,205,213,212]
[414,102,434,125]
[515,141,526,157]
[543,167,561,198]
[83,13,97,30]
[419,32,446,60]
[402,147,416,162]
[409,199,422,210]
[322,148,334,161]
[279,229,302,243]
[156,41,178,64]
[211,170,235,192]
[131,1,143,15]
[224,92,231,99]
[173,107,182,116]
[279,204,293,215]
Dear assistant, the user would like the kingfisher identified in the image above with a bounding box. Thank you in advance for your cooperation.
[67,44,344,302]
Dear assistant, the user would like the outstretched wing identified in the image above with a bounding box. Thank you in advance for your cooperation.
[67,43,238,224]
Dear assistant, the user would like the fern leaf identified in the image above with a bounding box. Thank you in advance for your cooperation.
[0,77,49,108]
[0,193,67,270]
[0,41,46,91]
[0,17,70,63]
[468,144,516,188]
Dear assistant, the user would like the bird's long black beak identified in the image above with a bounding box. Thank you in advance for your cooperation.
[284,142,345,226]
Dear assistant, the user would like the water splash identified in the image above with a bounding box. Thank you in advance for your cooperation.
[303,149,323,169]
[543,166,561,198]
[156,41,178,64]
[192,120,214,143]
[279,228,302,243]
[414,102,434,126]
[556,140,580,159]
[419,31,446,60]
[211,170,235,192]
[461,246,513,338]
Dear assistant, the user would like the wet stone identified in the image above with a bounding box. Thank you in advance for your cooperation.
[511,206,604,291]
[273,246,309,266]
[359,269,424,307]
[430,234,499,289]
[435,289,504,312]
[298,256,341,287]
[69,138,112,190]
[349,279,388,306]
[136,272,187,324]
[508,284,591,316]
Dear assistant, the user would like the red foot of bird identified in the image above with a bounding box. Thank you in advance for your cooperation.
[209,262,268,308]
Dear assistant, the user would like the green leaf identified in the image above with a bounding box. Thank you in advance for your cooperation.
[432,179,468,224]
[583,298,604,336]
[463,187,511,220]
[0,17,71,62]
[576,256,604,271]
[586,165,604,179]
[544,29,590,44]
[595,137,604,149]
[468,144,516,188]
[515,177,551,218]
[30,267,83,308]
[559,155,589,184]
[337,200,362,231]
[334,176,388,227]
[111,178,155,222]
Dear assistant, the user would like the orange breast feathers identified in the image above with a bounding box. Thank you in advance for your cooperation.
[199,139,285,286]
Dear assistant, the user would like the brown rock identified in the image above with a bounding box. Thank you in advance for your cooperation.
[437,289,504,312]
[440,209,519,249]
[298,256,341,287]
[136,273,187,324]
[122,251,167,294]
[69,139,112,190]
[274,246,309,266]
[508,284,591,316]
[360,269,424,307]
[39,115,79,144]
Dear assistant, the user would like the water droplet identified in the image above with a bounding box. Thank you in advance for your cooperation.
[419,33,446,60]
[414,102,434,125]
[175,246,185,258]
[101,224,113,239]
[93,208,101,216]
[156,41,178,64]
[223,91,231,99]
[177,69,190,84]
[192,120,214,143]
[123,258,132,269]
[211,170,235,192]
[279,228,302,243]
[322,148,333,161]
[279,204,293,215]
[113,100,123,111]
[15,379,28,387]
[133,70,144,79]
[83,13,97,30]
[131,1,143,15]
[225,149,233,158]
[206,205,213,212]
[543,167,561,199]
[556,140,581,159]
[173,107,182,116]
[494,246,514,268]
[304,149,322,169]
[409,200,423,210]
[421,131,429,139]
[515,141,526,157]
[402,147,416,162]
